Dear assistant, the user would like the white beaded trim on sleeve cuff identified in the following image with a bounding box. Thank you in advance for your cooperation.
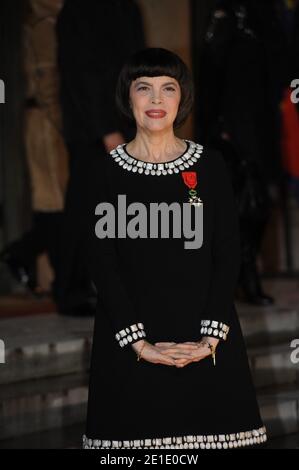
[115,323,146,348]
[200,320,230,340]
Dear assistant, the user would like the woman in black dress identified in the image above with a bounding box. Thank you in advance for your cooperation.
[83,48,267,450]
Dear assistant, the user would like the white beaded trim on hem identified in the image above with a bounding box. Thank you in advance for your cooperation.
[109,140,203,176]
[82,426,267,449]
[115,323,146,348]
[200,320,230,341]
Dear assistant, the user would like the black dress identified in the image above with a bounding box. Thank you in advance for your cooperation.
[83,139,267,450]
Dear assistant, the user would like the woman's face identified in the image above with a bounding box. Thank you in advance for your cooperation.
[129,76,181,132]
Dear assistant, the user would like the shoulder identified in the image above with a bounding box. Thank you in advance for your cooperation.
[194,143,233,190]
[88,151,108,177]
[193,142,226,171]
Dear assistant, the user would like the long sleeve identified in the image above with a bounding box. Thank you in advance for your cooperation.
[200,150,241,342]
[87,157,146,349]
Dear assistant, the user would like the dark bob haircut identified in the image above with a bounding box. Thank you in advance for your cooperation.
[115,48,194,129]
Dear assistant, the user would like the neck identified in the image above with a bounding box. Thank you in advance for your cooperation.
[127,128,186,163]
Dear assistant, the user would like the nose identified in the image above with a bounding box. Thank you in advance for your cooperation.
[151,90,162,104]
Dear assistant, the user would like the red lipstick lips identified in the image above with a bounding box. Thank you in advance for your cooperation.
[145,109,167,119]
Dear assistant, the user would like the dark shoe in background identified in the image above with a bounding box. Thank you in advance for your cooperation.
[53,282,97,317]
[238,260,275,306]
[0,246,37,294]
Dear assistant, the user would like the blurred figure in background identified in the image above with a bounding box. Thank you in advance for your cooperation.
[199,0,289,305]
[280,0,299,205]
[55,0,145,316]
[0,0,69,297]
[294,1,299,104]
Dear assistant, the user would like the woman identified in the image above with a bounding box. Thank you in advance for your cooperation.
[83,48,267,450]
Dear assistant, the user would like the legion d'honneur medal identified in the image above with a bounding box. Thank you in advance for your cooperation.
[181,171,203,207]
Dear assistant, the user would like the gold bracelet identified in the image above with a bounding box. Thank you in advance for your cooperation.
[137,342,146,361]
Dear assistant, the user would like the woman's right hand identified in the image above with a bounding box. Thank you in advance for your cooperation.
[131,340,198,367]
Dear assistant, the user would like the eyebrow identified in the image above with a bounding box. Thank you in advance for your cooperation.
[134,80,178,88]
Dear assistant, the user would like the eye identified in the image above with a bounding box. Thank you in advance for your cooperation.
[164,86,176,92]
[137,86,149,91]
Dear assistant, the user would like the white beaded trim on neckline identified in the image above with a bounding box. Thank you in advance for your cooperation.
[109,140,203,176]
[82,426,267,449]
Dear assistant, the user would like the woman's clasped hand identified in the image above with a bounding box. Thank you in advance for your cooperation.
[132,338,219,368]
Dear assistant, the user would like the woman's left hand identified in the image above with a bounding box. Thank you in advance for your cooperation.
[154,338,219,368]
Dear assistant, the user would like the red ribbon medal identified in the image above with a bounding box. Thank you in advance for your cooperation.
[181,171,203,206]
